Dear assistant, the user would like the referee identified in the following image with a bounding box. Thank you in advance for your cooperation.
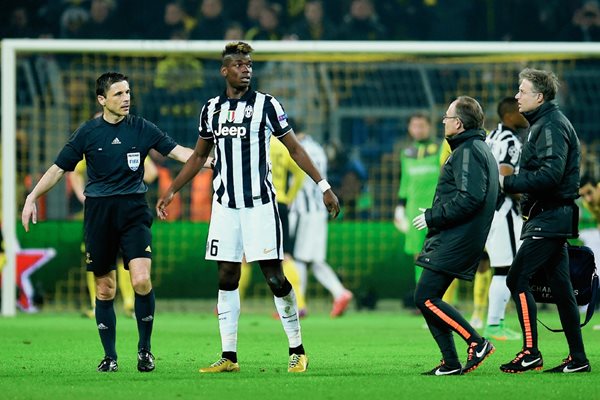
[22,72,195,373]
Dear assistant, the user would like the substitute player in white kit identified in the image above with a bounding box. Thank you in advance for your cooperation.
[289,132,353,317]
[483,97,529,341]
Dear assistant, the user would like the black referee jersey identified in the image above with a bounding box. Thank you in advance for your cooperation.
[55,115,177,197]
[198,88,292,209]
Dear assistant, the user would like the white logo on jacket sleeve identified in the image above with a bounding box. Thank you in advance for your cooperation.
[127,152,141,171]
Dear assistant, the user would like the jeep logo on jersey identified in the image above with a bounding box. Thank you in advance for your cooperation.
[215,122,248,139]
[127,152,141,171]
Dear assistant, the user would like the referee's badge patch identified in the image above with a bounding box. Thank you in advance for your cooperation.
[127,152,141,171]
[244,105,253,118]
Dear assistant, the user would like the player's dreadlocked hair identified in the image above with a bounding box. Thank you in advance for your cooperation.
[222,41,254,63]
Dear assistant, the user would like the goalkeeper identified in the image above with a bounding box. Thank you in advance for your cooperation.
[394,113,440,284]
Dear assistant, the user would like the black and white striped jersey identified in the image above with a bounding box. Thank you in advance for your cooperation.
[486,123,522,173]
[198,88,292,209]
[290,135,327,214]
[487,123,522,212]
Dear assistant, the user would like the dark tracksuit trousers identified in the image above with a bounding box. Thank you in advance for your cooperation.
[415,268,482,367]
[506,237,587,363]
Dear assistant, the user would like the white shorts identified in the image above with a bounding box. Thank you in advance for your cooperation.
[206,200,283,263]
[579,228,600,268]
[289,211,328,263]
[485,199,523,268]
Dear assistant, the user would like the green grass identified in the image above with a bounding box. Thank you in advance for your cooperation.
[0,307,599,400]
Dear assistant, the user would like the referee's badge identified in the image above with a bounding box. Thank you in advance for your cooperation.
[127,152,141,171]
[244,105,253,118]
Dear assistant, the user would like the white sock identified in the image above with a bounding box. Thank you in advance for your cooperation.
[486,275,511,326]
[312,261,345,299]
[273,289,302,348]
[295,260,308,299]
[217,289,240,353]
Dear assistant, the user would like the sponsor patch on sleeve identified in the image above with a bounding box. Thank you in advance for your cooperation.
[278,113,288,122]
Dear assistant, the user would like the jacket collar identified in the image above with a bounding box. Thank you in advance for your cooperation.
[446,128,486,151]
[522,101,558,124]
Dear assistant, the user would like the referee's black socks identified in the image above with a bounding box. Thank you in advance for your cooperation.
[135,289,155,351]
[95,298,117,360]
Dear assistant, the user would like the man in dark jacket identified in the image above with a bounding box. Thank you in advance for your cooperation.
[412,96,498,376]
[499,68,590,374]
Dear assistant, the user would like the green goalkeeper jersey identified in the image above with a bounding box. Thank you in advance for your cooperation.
[398,139,442,254]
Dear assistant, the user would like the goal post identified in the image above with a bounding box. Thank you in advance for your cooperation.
[3,39,600,316]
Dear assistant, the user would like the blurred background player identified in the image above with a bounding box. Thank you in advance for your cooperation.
[395,114,458,308]
[289,132,353,317]
[578,174,600,268]
[238,134,307,315]
[479,97,528,340]
[69,154,158,318]
[269,135,306,314]
[577,174,600,330]
[394,113,440,300]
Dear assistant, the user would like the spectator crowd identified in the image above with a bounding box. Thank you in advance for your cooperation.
[2,0,600,42]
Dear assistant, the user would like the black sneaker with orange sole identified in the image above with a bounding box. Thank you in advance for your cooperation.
[500,349,543,373]
[464,338,495,374]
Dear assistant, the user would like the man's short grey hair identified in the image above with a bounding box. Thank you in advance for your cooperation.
[519,68,560,101]
[454,96,485,130]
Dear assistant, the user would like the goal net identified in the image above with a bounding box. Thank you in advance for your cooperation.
[3,40,600,315]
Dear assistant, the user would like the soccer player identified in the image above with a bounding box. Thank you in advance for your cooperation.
[578,175,600,330]
[412,96,498,375]
[500,68,590,374]
[239,138,307,313]
[156,41,340,373]
[394,113,440,285]
[289,132,353,317]
[268,137,307,314]
[22,72,195,373]
[482,97,529,341]
[578,174,600,272]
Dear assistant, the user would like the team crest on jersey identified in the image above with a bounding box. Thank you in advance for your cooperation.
[127,152,141,171]
[227,110,236,122]
[244,105,253,118]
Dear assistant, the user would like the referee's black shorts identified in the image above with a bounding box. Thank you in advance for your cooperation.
[84,194,153,276]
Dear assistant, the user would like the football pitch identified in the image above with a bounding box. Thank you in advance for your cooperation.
[1,306,598,400]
